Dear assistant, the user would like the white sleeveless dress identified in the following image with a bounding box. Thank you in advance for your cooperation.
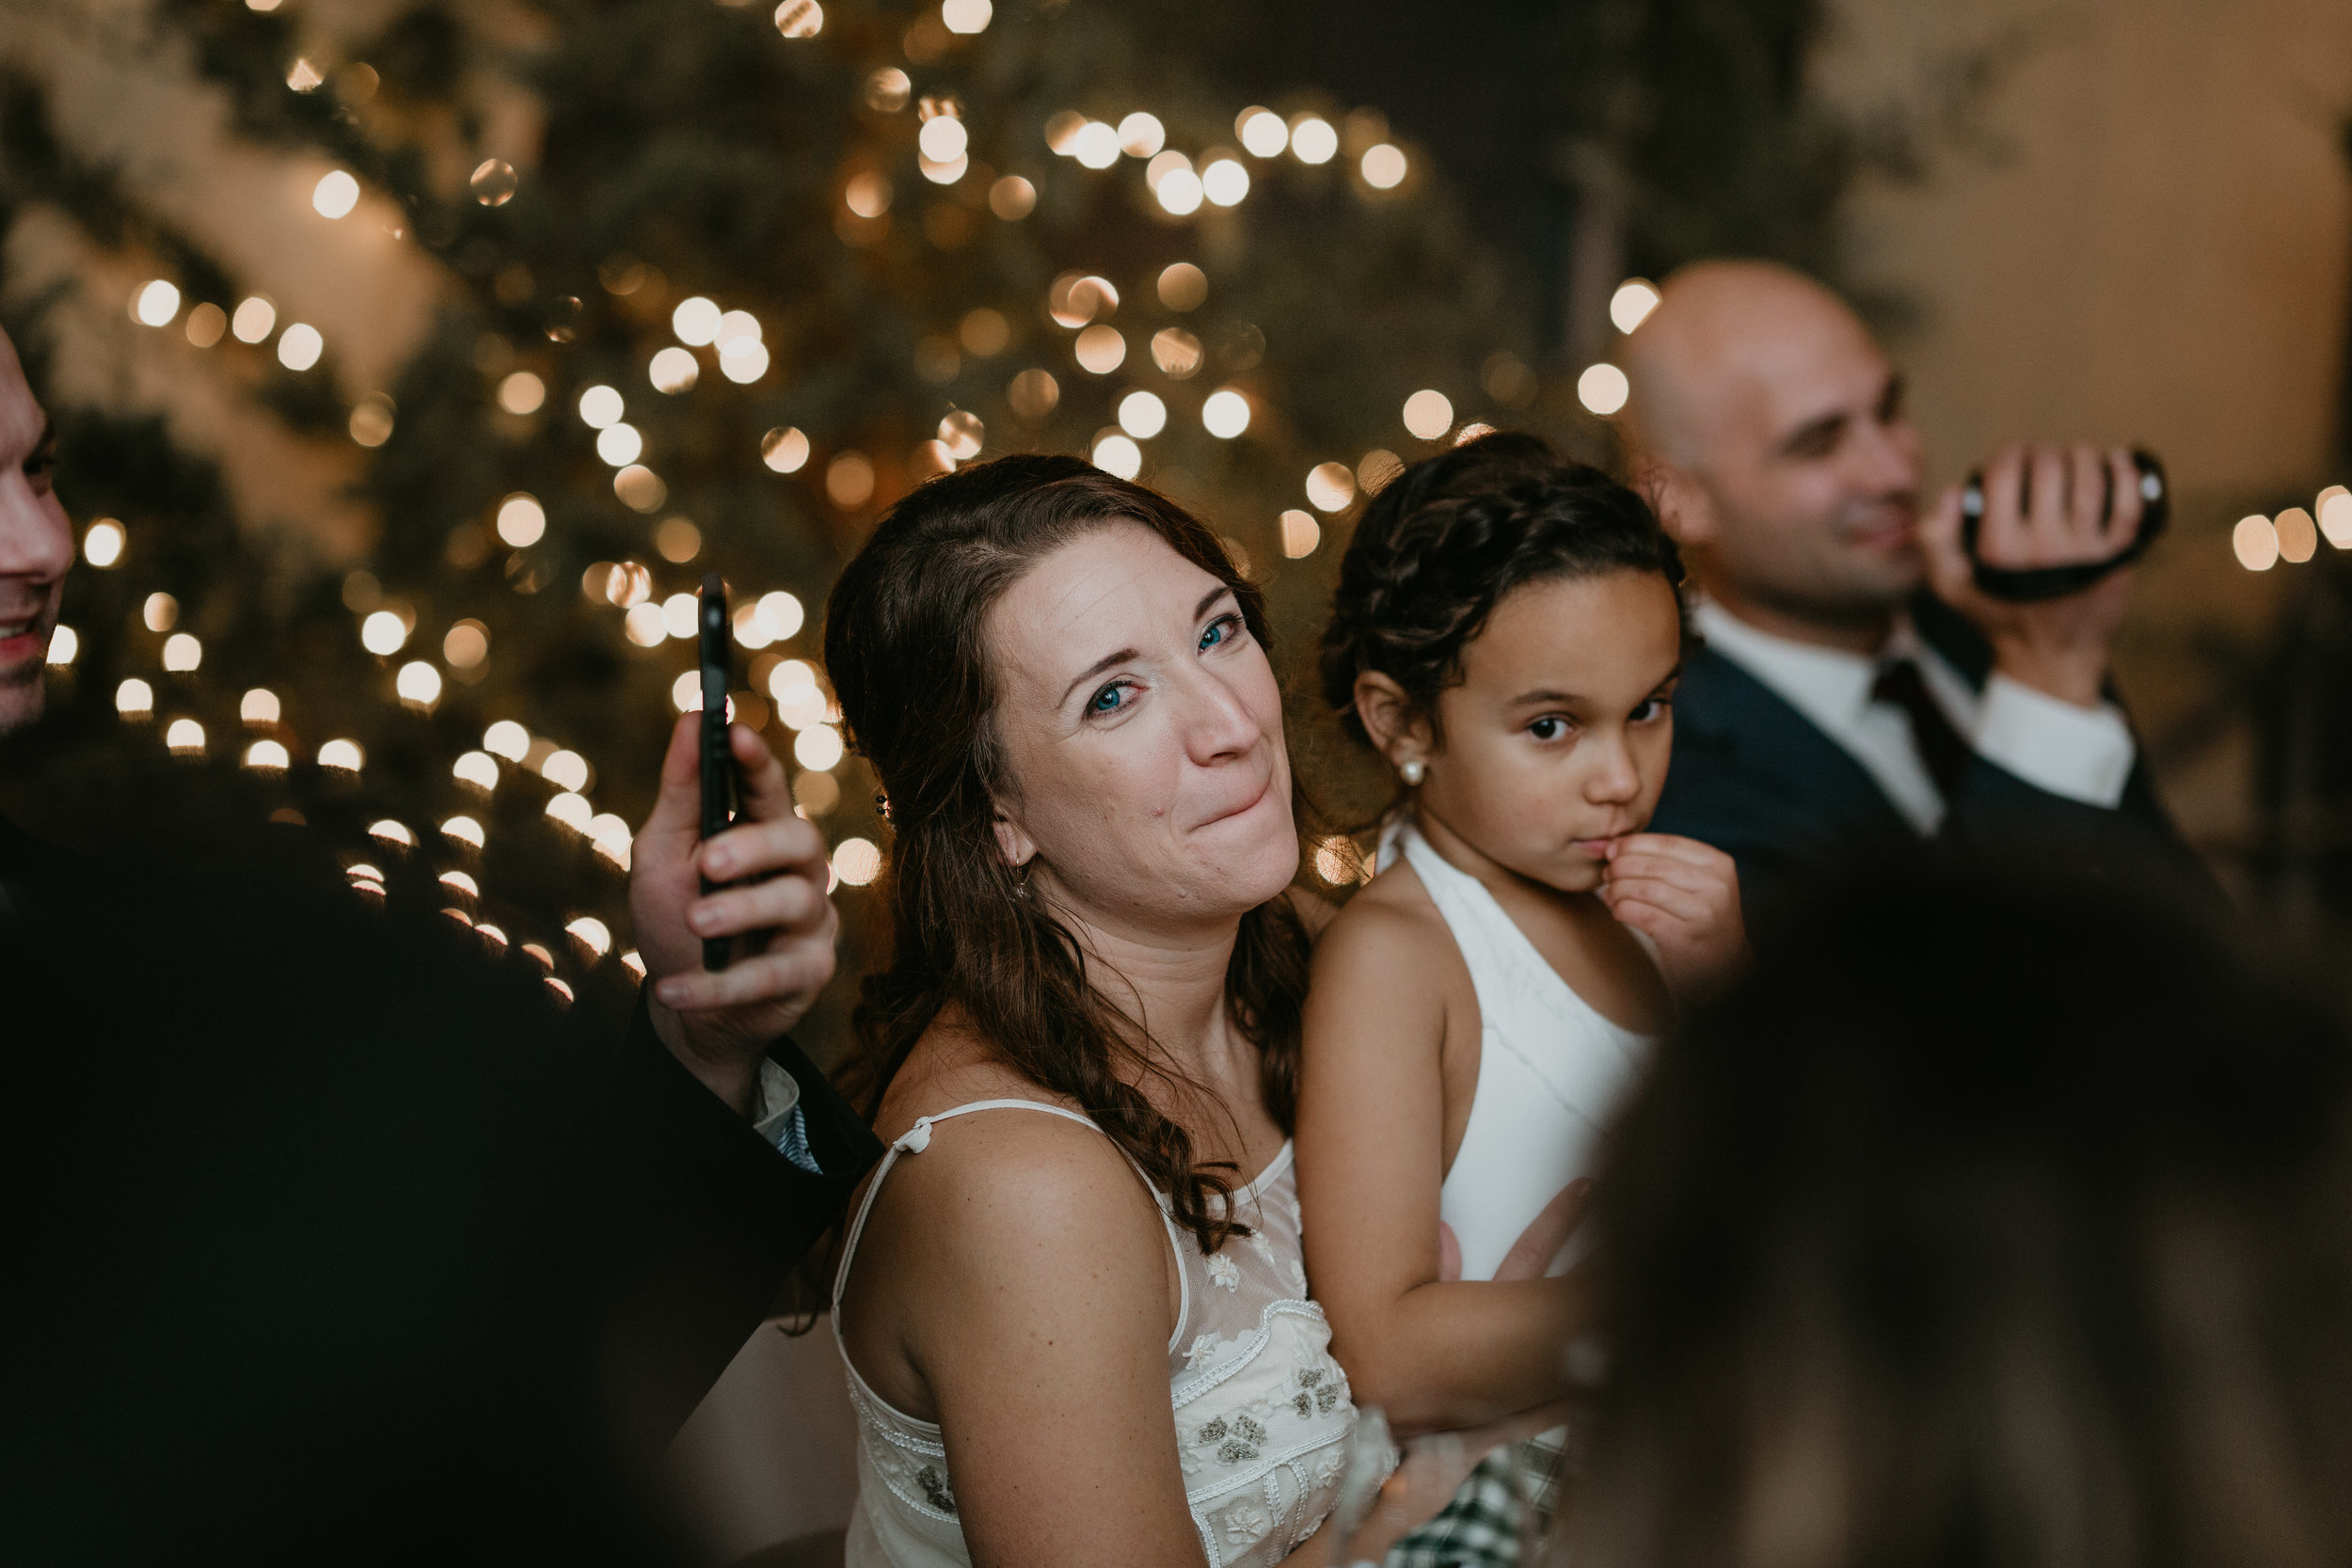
[1375,821,1655,1565]
[1382,819,1652,1284]
[832,1099,1360,1568]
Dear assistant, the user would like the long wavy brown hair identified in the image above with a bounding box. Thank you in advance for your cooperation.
[823,454,1311,1251]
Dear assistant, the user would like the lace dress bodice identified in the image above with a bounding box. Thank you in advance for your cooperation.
[833,1100,1359,1568]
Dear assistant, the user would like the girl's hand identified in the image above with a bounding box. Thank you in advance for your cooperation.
[1597,833,1748,1000]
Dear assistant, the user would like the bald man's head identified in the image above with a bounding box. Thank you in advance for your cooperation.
[1621,261,1925,643]
[0,325,73,736]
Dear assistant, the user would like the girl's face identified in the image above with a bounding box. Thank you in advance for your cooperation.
[984,522,1298,941]
[1402,571,1682,894]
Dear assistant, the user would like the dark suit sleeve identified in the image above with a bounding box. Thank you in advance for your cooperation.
[1944,752,2221,904]
[585,993,882,1449]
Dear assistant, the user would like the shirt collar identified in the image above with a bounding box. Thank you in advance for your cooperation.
[1692,599,1914,735]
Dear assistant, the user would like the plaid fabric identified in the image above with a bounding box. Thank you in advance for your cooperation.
[1382,1445,1524,1568]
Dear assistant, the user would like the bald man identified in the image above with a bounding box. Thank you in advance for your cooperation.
[1624,261,2199,910]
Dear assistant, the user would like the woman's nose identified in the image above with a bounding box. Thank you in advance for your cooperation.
[1182,667,1264,763]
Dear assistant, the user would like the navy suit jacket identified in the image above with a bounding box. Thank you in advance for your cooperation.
[1649,598,2210,927]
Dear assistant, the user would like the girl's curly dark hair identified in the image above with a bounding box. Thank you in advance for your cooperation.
[1319,431,1689,749]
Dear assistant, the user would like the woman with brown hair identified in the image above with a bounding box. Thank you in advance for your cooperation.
[819,455,1431,1568]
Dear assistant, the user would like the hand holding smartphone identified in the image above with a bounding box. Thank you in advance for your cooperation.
[698,572,738,971]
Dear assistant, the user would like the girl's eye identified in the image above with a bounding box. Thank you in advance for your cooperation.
[1199,612,1242,653]
[1088,681,1133,716]
[1529,716,1570,741]
[1630,697,1671,724]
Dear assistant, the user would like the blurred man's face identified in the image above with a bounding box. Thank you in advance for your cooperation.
[0,327,72,736]
[1641,283,1926,638]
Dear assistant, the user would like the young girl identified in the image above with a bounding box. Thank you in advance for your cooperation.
[1295,434,1748,1563]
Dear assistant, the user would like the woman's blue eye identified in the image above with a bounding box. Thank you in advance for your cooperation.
[1199,616,1233,653]
[1089,683,1130,714]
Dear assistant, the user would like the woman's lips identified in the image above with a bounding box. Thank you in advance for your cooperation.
[1194,774,1273,831]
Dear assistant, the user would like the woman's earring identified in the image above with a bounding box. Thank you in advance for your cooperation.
[1398,757,1426,787]
[1012,862,1032,900]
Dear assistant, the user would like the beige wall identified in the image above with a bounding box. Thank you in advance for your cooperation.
[1820,0,2352,863]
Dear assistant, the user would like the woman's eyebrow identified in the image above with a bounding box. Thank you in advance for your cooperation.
[1195,584,1232,620]
[1059,646,1139,708]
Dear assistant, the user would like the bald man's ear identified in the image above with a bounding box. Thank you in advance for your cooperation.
[1637,455,1719,549]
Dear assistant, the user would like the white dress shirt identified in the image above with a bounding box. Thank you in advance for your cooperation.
[1692,600,2137,836]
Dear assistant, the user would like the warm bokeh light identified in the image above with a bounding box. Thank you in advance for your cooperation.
[566,917,613,958]
[1118,390,1168,438]
[498,371,546,415]
[453,751,500,791]
[961,309,1010,356]
[469,159,518,206]
[547,791,594,832]
[277,324,323,371]
[2318,485,2352,547]
[942,0,990,32]
[83,518,124,567]
[1201,388,1251,438]
[672,296,722,345]
[1358,449,1404,493]
[988,175,1036,220]
[1008,368,1059,420]
[1157,262,1208,312]
[656,519,702,563]
[311,169,360,218]
[833,837,882,886]
[1306,462,1358,514]
[349,393,395,448]
[1359,144,1406,189]
[1091,431,1143,480]
[45,625,76,666]
[161,632,201,673]
[596,422,644,466]
[672,670,704,713]
[1237,108,1288,158]
[360,610,407,656]
[230,295,276,343]
[369,818,418,849]
[1118,112,1166,157]
[1201,158,1249,206]
[1578,362,1631,415]
[759,591,806,641]
[144,592,178,632]
[649,346,699,393]
[624,603,666,646]
[166,718,205,756]
[772,0,823,39]
[116,678,154,719]
[719,339,770,383]
[795,724,846,771]
[795,769,841,816]
[440,870,480,898]
[1154,166,1203,216]
[1151,327,1204,380]
[241,688,281,724]
[590,815,632,869]
[484,721,531,760]
[661,592,698,641]
[184,302,227,347]
[2275,506,2318,563]
[396,659,443,709]
[578,385,624,428]
[245,739,290,771]
[496,493,547,547]
[1073,120,1120,169]
[939,409,986,460]
[1611,278,1663,334]
[2233,515,2280,571]
[443,619,490,668]
[827,451,876,508]
[542,749,590,792]
[1280,510,1322,559]
[1312,836,1366,885]
[918,114,968,164]
[133,279,181,326]
[844,171,892,218]
[1402,388,1454,440]
[614,465,667,513]
[441,814,485,848]
[1289,115,1338,165]
[1074,325,1126,374]
[1045,110,1087,155]
[761,426,811,473]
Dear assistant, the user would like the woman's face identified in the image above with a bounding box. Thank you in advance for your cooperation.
[985,523,1296,941]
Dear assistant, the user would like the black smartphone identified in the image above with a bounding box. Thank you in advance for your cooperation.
[1960,448,2169,603]
[698,572,737,972]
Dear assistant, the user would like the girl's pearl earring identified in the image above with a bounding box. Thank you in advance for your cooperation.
[1398,757,1426,787]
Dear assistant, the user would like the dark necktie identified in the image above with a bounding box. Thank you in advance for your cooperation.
[1871,657,1973,802]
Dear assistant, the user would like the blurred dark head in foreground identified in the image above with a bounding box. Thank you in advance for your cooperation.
[1570,860,2352,1568]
